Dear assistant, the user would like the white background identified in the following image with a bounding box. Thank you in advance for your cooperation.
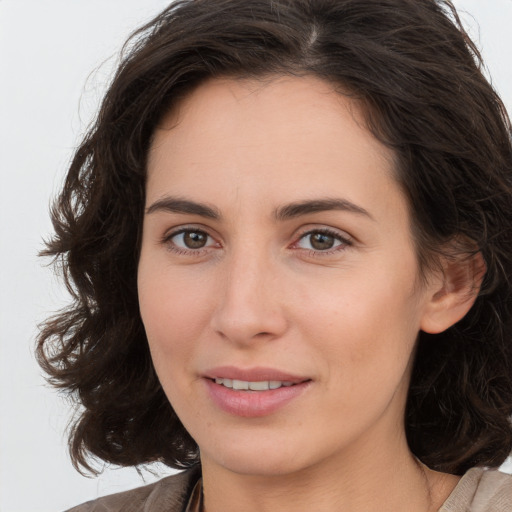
[0,1,511,511]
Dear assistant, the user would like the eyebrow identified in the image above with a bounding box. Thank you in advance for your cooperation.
[145,196,373,221]
[274,198,374,221]
[146,197,221,219]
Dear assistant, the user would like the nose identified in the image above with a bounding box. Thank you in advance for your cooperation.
[210,245,288,346]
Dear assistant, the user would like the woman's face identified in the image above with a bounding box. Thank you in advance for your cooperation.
[138,76,437,476]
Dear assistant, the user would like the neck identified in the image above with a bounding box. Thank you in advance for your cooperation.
[200,433,459,512]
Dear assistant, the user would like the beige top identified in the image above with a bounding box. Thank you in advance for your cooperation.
[65,466,511,512]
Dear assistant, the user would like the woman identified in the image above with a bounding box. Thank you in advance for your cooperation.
[37,0,512,510]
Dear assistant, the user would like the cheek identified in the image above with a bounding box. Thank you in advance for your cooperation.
[296,262,422,384]
[137,269,213,424]
[137,257,215,374]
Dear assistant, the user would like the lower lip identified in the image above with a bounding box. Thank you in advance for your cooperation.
[204,379,311,417]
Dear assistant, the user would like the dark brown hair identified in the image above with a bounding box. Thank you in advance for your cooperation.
[37,0,512,475]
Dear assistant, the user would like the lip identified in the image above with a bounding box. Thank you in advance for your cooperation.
[203,366,308,383]
[202,366,311,417]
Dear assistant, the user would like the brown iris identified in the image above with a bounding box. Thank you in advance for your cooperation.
[183,231,208,248]
[309,232,336,250]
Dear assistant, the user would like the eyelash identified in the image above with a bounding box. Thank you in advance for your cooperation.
[161,227,353,257]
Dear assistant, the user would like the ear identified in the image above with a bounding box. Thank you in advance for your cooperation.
[420,250,486,334]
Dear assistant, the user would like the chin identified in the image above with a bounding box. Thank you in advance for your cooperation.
[197,429,331,478]
[209,451,308,477]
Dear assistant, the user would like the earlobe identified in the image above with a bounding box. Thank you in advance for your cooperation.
[420,251,486,334]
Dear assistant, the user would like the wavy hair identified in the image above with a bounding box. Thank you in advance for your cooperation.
[37,0,512,475]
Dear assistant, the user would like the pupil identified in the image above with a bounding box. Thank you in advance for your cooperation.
[184,231,207,249]
[311,233,334,250]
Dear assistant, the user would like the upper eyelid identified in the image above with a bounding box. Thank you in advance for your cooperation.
[294,225,353,241]
[163,224,351,236]
[163,224,218,239]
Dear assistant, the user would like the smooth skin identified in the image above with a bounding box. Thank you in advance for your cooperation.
[138,76,482,512]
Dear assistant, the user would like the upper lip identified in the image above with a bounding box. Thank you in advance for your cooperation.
[203,366,310,383]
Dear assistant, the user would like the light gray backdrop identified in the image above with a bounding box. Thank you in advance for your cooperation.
[1,1,511,511]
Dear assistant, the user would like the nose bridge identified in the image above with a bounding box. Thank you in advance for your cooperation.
[212,238,286,343]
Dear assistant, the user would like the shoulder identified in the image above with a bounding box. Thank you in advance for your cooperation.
[440,467,512,512]
[64,467,201,512]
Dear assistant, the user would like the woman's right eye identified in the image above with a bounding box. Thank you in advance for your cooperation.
[165,229,217,252]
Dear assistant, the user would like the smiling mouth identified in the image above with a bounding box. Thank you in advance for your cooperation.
[213,378,301,391]
[205,375,312,416]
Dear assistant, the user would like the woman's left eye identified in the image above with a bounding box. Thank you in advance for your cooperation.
[295,230,350,252]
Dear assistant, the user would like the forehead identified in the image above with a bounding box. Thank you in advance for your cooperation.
[151,76,384,152]
[146,76,404,225]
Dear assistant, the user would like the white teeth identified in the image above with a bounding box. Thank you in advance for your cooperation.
[214,378,295,391]
[248,381,269,391]
[232,379,249,390]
